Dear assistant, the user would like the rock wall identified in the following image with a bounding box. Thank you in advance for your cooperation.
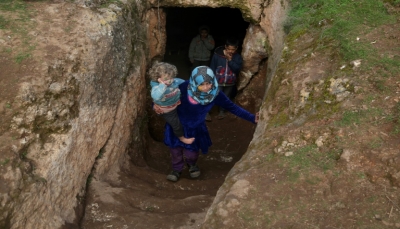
[202,0,288,227]
[0,1,149,228]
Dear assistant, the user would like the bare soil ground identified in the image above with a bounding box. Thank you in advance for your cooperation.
[79,50,257,228]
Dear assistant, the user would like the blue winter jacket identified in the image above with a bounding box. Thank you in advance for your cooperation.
[209,46,243,86]
[150,78,185,106]
[163,81,255,154]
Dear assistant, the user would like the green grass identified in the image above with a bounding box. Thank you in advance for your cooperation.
[335,110,362,127]
[100,0,121,7]
[0,14,8,29]
[0,0,27,12]
[335,107,387,127]
[369,137,383,148]
[20,151,28,159]
[287,0,398,73]
[389,102,400,134]
[15,52,31,63]
[1,158,10,165]
[0,0,36,63]
[281,144,341,182]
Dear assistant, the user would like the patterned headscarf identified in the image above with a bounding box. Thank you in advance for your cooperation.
[188,66,219,105]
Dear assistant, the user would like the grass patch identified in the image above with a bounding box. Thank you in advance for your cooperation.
[0,14,9,29]
[15,52,31,63]
[368,137,383,149]
[281,144,340,182]
[0,0,36,63]
[389,102,400,134]
[1,158,10,165]
[287,0,397,71]
[335,110,362,127]
[100,0,121,7]
[20,151,28,159]
[0,0,27,12]
[336,107,389,128]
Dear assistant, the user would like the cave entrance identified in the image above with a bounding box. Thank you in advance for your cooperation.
[163,7,250,79]
[134,6,257,228]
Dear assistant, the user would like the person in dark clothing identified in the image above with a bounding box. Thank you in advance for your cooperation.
[153,66,258,182]
[209,38,243,120]
[188,25,215,72]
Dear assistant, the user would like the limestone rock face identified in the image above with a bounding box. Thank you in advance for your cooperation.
[202,0,289,226]
[238,24,269,91]
[0,1,148,228]
[146,8,167,62]
[148,0,264,23]
[235,24,270,112]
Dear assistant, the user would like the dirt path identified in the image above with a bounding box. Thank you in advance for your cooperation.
[81,51,257,229]
[81,111,256,229]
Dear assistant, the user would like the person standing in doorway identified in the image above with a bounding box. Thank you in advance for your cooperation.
[188,25,215,73]
[153,66,259,182]
[210,37,243,120]
[189,26,215,122]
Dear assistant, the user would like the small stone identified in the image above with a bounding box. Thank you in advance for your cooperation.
[285,151,293,156]
[49,82,63,94]
[287,143,295,147]
[350,59,361,68]
[340,149,352,162]
[382,220,393,226]
[315,136,324,147]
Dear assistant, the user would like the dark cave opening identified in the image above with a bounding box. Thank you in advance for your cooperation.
[164,7,250,78]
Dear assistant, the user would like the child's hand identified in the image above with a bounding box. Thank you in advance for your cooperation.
[158,78,172,86]
[153,104,163,114]
[255,112,260,123]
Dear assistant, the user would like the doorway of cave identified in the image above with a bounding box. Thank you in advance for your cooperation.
[163,7,250,80]
[146,6,256,184]
[83,6,260,229]
[129,6,258,228]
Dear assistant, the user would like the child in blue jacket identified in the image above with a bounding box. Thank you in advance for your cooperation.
[149,62,195,144]
[209,38,243,120]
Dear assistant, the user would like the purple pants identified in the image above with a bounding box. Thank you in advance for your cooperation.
[170,146,199,172]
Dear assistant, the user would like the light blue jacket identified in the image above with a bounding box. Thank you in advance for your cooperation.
[150,78,185,106]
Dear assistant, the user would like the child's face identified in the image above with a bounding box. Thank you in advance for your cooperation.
[200,30,208,39]
[159,74,173,85]
[224,45,237,56]
[197,82,213,93]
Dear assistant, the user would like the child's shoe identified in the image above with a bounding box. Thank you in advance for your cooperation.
[166,171,181,182]
[188,164,201,178]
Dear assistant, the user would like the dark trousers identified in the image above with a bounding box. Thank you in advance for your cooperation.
[169,146,199,171]
[218,85,235,113]
[162,109,184,137]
